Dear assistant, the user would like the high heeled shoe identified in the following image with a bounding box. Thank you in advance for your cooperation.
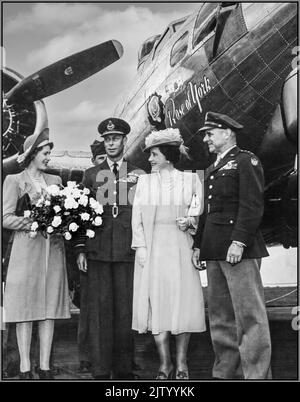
[155,366,174,380]
[37,368,54,380]
[19,371,33,380]
[175,369,189,380]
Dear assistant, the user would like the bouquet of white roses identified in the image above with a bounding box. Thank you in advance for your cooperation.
[24,181,103,240]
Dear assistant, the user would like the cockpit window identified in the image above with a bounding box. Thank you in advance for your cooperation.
[192,3,218,48]
[193,3,247,61]
[138,35,161,69]
[153,28,172,58]
[170,31,189,67]
[172,19,186,32]
[151,16,188,62]
[138,35,160,61]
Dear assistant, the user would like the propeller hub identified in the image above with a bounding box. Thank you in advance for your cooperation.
[2,68,38,159]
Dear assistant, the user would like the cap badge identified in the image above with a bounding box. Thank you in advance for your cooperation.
[107,120,115,131]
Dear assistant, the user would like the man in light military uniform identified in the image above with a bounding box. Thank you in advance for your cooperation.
[76,118,140,379]
[192,112,272,380]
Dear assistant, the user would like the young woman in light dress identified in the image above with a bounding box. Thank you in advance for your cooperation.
[3,129,70,380]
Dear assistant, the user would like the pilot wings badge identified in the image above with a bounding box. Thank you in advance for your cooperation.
[118,172,140,184]
[219,160,238,170]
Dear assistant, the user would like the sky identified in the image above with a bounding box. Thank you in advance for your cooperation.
[2,1,198,151]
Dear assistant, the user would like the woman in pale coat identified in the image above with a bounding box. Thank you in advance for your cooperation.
[3,128,70,379]
[132,128,206,380]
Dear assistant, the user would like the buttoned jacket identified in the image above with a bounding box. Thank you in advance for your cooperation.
[78,159,141,262]
[193,146,268,260]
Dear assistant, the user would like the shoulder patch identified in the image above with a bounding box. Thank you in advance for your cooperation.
[240,149,260,165]
[251,157,258,166]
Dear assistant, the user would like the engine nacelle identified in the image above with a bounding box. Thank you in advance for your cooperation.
[2,68,48,177]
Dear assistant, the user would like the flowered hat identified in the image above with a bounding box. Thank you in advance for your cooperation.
[17,127,53,165]
[143,128,184,152]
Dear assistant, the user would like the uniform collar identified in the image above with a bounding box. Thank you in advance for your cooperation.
[106,157,124,171]
[208,146,240,174]
[218,145,237,160]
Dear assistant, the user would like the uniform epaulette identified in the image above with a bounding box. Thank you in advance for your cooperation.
[240,149,255,156]
[240,149,260,166]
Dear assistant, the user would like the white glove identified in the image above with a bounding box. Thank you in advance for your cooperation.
[136,247,147,267]
[176,217,190,232]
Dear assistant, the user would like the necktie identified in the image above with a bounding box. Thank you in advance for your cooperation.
[113,162,118,176]
[214,155,222,167]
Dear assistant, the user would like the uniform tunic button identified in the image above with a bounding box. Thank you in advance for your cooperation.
[230,220,233,224]
[210,175,214,180]
[113,191,117,195]
[114,180,117,184]
[208,195,212,199]
[209,185,213,189]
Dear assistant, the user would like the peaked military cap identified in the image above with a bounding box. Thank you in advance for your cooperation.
[90,140,106,158]
[198,111,244,132]
[98,117,130,137]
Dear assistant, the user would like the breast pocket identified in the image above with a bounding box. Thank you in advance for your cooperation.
[215,170,238,196]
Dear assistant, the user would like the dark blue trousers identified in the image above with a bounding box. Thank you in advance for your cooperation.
[78,271,90,363]
[87,260,134,377]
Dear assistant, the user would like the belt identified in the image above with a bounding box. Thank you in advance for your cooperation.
[102,205,119,218]
[103,204,132,218]
[207,202,238,214]
[112,204,118,218]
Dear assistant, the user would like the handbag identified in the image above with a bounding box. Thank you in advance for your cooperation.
[187,193,201,216]
[15,193,31,216]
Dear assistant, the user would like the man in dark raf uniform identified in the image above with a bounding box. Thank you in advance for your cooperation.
[76,118,140,379]
[77,139,107,374]
[192,111,272,380]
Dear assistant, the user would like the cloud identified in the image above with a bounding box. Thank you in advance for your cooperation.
[26,5,197,76]
[4,3,200,151]
[4,3,101,34]
[52,100,108,124]
[45,98,107,151]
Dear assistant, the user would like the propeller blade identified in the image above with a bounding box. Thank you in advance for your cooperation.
[5,40,123,103]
